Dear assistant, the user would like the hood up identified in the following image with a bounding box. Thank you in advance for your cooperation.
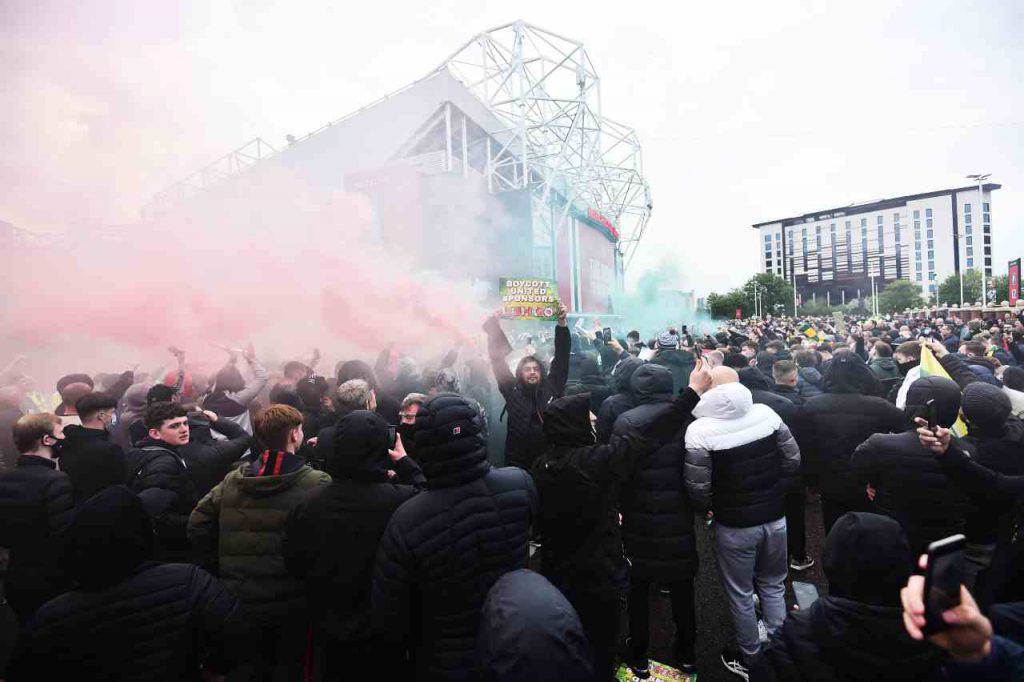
[823,353,883,396]
[629,364,673,405]
[325,410,391,481]
[477,569,593,682]
[542,394,595,448]
[824,512,912,606]
[904,375,961,428]
[610,356,643,393]
[68,485,154,590]
[692,382,753,420]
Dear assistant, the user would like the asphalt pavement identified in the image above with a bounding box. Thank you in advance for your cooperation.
[643,495,829,681]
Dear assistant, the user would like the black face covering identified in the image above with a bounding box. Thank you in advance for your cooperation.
[397,423,418,459]
[897,359,919,377]
[48,435,66,457]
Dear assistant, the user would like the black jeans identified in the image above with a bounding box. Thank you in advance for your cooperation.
[560,584,624,682]
[784,483,807,559]
[627,577,696,666]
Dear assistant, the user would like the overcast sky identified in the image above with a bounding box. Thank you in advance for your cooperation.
[3,0,1022,296]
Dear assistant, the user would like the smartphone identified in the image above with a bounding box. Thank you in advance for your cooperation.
[922,534,966,635]
[925,398,938,431]
[602,327,612,343]
[387,425,398,450]
[792,581,819,611]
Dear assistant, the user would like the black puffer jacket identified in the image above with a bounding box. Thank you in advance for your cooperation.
[959,417,1024,544]
[802,355,905,502]
[0,455,74,621]
[615,364,701,581]
[476,569,593,682]
[594,356,643,445]
[531,394,638,594]
[57,425,126,505]
[8,485,247,681]
[373,394,537,681]
[125,439,199,561]
[484,318,570,469]
[283,410,423,644]
[851,377,969,553]
[753,513,942,682]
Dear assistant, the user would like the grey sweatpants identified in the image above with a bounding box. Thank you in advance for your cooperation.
[713,517,788,657]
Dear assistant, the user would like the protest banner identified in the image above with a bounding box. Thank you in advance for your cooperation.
[499,277,560,320]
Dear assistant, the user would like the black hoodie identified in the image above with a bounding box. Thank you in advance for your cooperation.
[60,424,126,505]
[531,394,640,593]
[9,486,247,681]
[476,569,593,682]
[594,356,643,444]
[283,410,423,646]
[753,512,943,682]
[851,376,970,553]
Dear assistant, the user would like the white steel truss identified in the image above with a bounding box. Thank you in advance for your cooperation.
[439,20,652,267]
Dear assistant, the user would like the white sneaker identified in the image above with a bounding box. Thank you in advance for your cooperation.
[757,618,769,644]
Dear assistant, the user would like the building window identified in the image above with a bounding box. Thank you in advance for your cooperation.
[983,202,990,212]
[927,239,934,249]
[877,215,883,225]
[926,208,933,218]
[967,258,974,268]
[965,203,971,214]
[926,218,933,230]
[878,225,884,252]
[764,233,772,243]
[967,246,974,257]
[965,214,972,225]
[929,284,937,292]
[927,229,933,239]
[916,273,922,281]
[928,272,936,281]
[915,252,921,261]
[913,210,920,219]
[928,259,935,270]
[927,250,934,259]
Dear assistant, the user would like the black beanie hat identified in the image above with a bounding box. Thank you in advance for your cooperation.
[961,382,1012,430]
[824,512,912,607]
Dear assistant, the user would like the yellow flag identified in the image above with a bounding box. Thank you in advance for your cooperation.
[919,344,969,437]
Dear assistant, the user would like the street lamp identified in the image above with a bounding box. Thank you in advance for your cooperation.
[967,173,991,309]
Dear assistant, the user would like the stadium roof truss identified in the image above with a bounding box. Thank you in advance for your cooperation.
[440,21,652,266]
[139,21,651,267]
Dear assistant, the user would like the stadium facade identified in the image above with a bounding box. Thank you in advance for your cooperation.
[143,21,652,316]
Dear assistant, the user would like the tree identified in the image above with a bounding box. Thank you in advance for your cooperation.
[991,274,1010,305]
[878,280,925,313]
[707,289,749,319]
[937,270,982,306]
[743,273,795,316]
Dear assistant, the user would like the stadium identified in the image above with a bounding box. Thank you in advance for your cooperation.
[141,21,652,316]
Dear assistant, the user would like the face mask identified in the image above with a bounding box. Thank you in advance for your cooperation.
[48,436,66,456]
[397,423,417,456]
[897,359,918,376]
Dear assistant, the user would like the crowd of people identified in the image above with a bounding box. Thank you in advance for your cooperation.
[0,304,1024,680]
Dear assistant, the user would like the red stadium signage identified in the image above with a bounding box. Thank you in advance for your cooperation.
[1010,258,1021,306]
[587,208,620,241]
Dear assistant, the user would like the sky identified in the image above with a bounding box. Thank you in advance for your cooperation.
[2,0,1023,298]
